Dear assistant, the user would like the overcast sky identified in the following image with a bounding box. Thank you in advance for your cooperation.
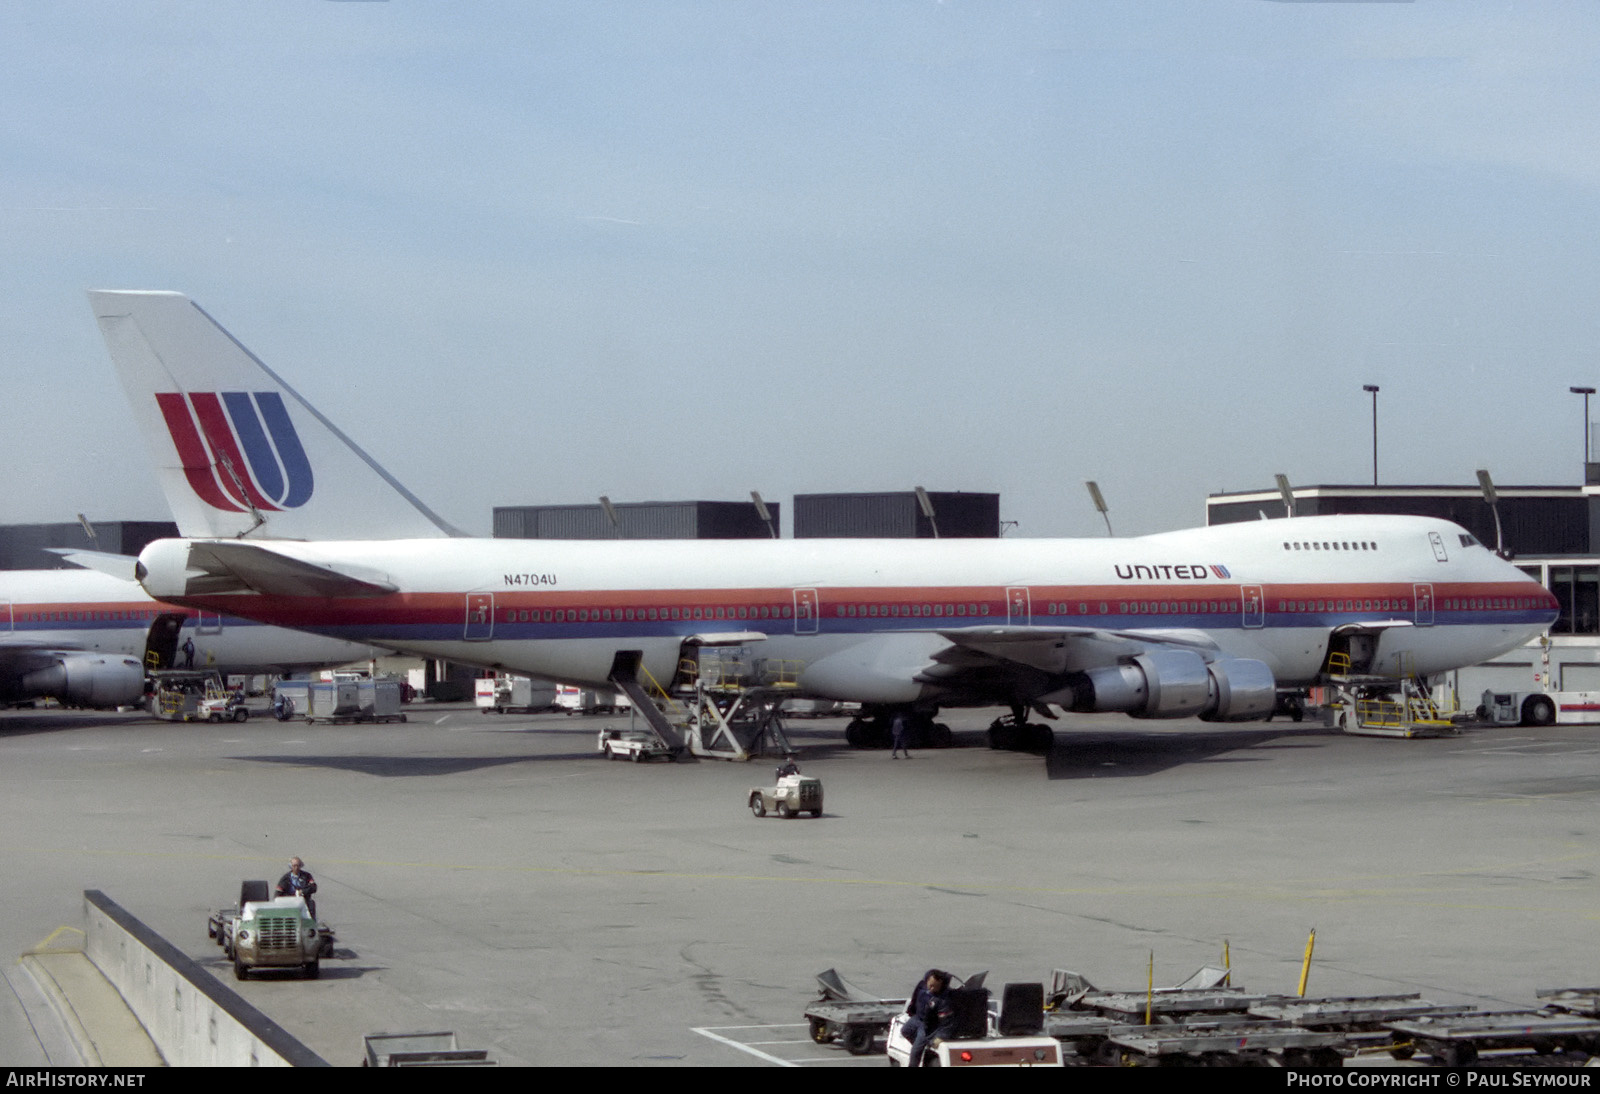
[5,1,1599,538]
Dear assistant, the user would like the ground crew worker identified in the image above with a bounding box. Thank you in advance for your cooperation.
[903,969,954,1066]
[276,856,318,919]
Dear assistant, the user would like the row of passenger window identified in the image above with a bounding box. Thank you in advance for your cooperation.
[18,609,162,623]
[1046,601,1241,616]
[1284,541,1378,551]
[503,605,798,624]
[1442,597,1543,611]
[1280,599,1406,613]
[834,603,992,618]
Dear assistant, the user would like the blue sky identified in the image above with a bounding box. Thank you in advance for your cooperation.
[6,1,1600,537]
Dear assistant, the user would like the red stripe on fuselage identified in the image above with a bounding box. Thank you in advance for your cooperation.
[156,579,1556,630]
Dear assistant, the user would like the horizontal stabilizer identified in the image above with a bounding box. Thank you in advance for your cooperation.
[185,541,397,599]
[44,548,140,582]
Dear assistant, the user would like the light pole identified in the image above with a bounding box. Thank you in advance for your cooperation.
[1570,386,1594,471]
[1362,385,1380,486]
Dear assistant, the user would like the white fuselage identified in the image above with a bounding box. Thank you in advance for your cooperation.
[135,515,1556,709]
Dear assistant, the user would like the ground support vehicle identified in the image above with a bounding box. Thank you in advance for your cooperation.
[806,999,906,1056]
[597,727,679,762]
[305,678,406,724]
[475,674,557,714]
[1064,986,1281,1024]
[149,670,232,722]
[197,689,249,723]
[1249,993,1475,1058]
[362,1032,494,1067]
[748,774,823,817]
[1387,1012,1600,1068]
[1537,987,1600,1018]
[806,968,987,1057]
[884,984,1063,1068]
[270,679,309,721]
[1480,688,1600,727]
[1100,1021,1345,1067]
[207,880,333,980]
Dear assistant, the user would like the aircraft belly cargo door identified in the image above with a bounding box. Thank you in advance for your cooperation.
[144,613,185,669]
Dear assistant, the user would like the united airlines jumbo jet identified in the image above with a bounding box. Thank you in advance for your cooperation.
[91,291,1558,738]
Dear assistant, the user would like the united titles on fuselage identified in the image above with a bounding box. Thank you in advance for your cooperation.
[1113,563,1224,581]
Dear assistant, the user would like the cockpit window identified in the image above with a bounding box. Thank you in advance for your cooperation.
[1458,534,1479,548]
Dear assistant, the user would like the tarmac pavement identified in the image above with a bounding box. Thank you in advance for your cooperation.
[1,702,1597,1066]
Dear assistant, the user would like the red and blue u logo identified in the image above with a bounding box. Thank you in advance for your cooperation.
[156,391,314,512]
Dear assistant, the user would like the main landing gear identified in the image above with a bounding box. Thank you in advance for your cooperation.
[843,709,953,749]
[987,705,1054,752]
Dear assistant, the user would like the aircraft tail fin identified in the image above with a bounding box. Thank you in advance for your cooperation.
[90,291,460,540]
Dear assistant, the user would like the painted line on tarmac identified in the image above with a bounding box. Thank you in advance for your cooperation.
[10,845,1599,916]
[691,1025,797,1066]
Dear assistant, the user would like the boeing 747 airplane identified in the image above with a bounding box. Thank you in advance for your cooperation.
[91,291,1558,744]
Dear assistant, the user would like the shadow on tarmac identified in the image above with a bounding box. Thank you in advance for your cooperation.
[0,710,153,738]
[234,752,599,776]
[1042,724,1330,779]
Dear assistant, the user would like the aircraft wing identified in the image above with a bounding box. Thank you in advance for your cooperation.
[178,541,397,599]
[931,624,1222,676]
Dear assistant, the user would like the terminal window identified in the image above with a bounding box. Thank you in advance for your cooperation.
[1549,565,1599,634]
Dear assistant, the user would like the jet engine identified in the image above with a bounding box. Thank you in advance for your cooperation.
[19,655,146,709]
[1055,649,1276,722]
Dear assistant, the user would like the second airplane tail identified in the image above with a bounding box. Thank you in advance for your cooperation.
[91,290,459,541]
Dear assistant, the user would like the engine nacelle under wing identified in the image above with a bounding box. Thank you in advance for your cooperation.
[20,655,146,709]
[1054,649,1276,722]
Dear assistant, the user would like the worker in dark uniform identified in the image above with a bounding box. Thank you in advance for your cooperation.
[890,710,912,759]
[275,856,318,919]
[902,969,954,1066]
[775,752,801,779]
